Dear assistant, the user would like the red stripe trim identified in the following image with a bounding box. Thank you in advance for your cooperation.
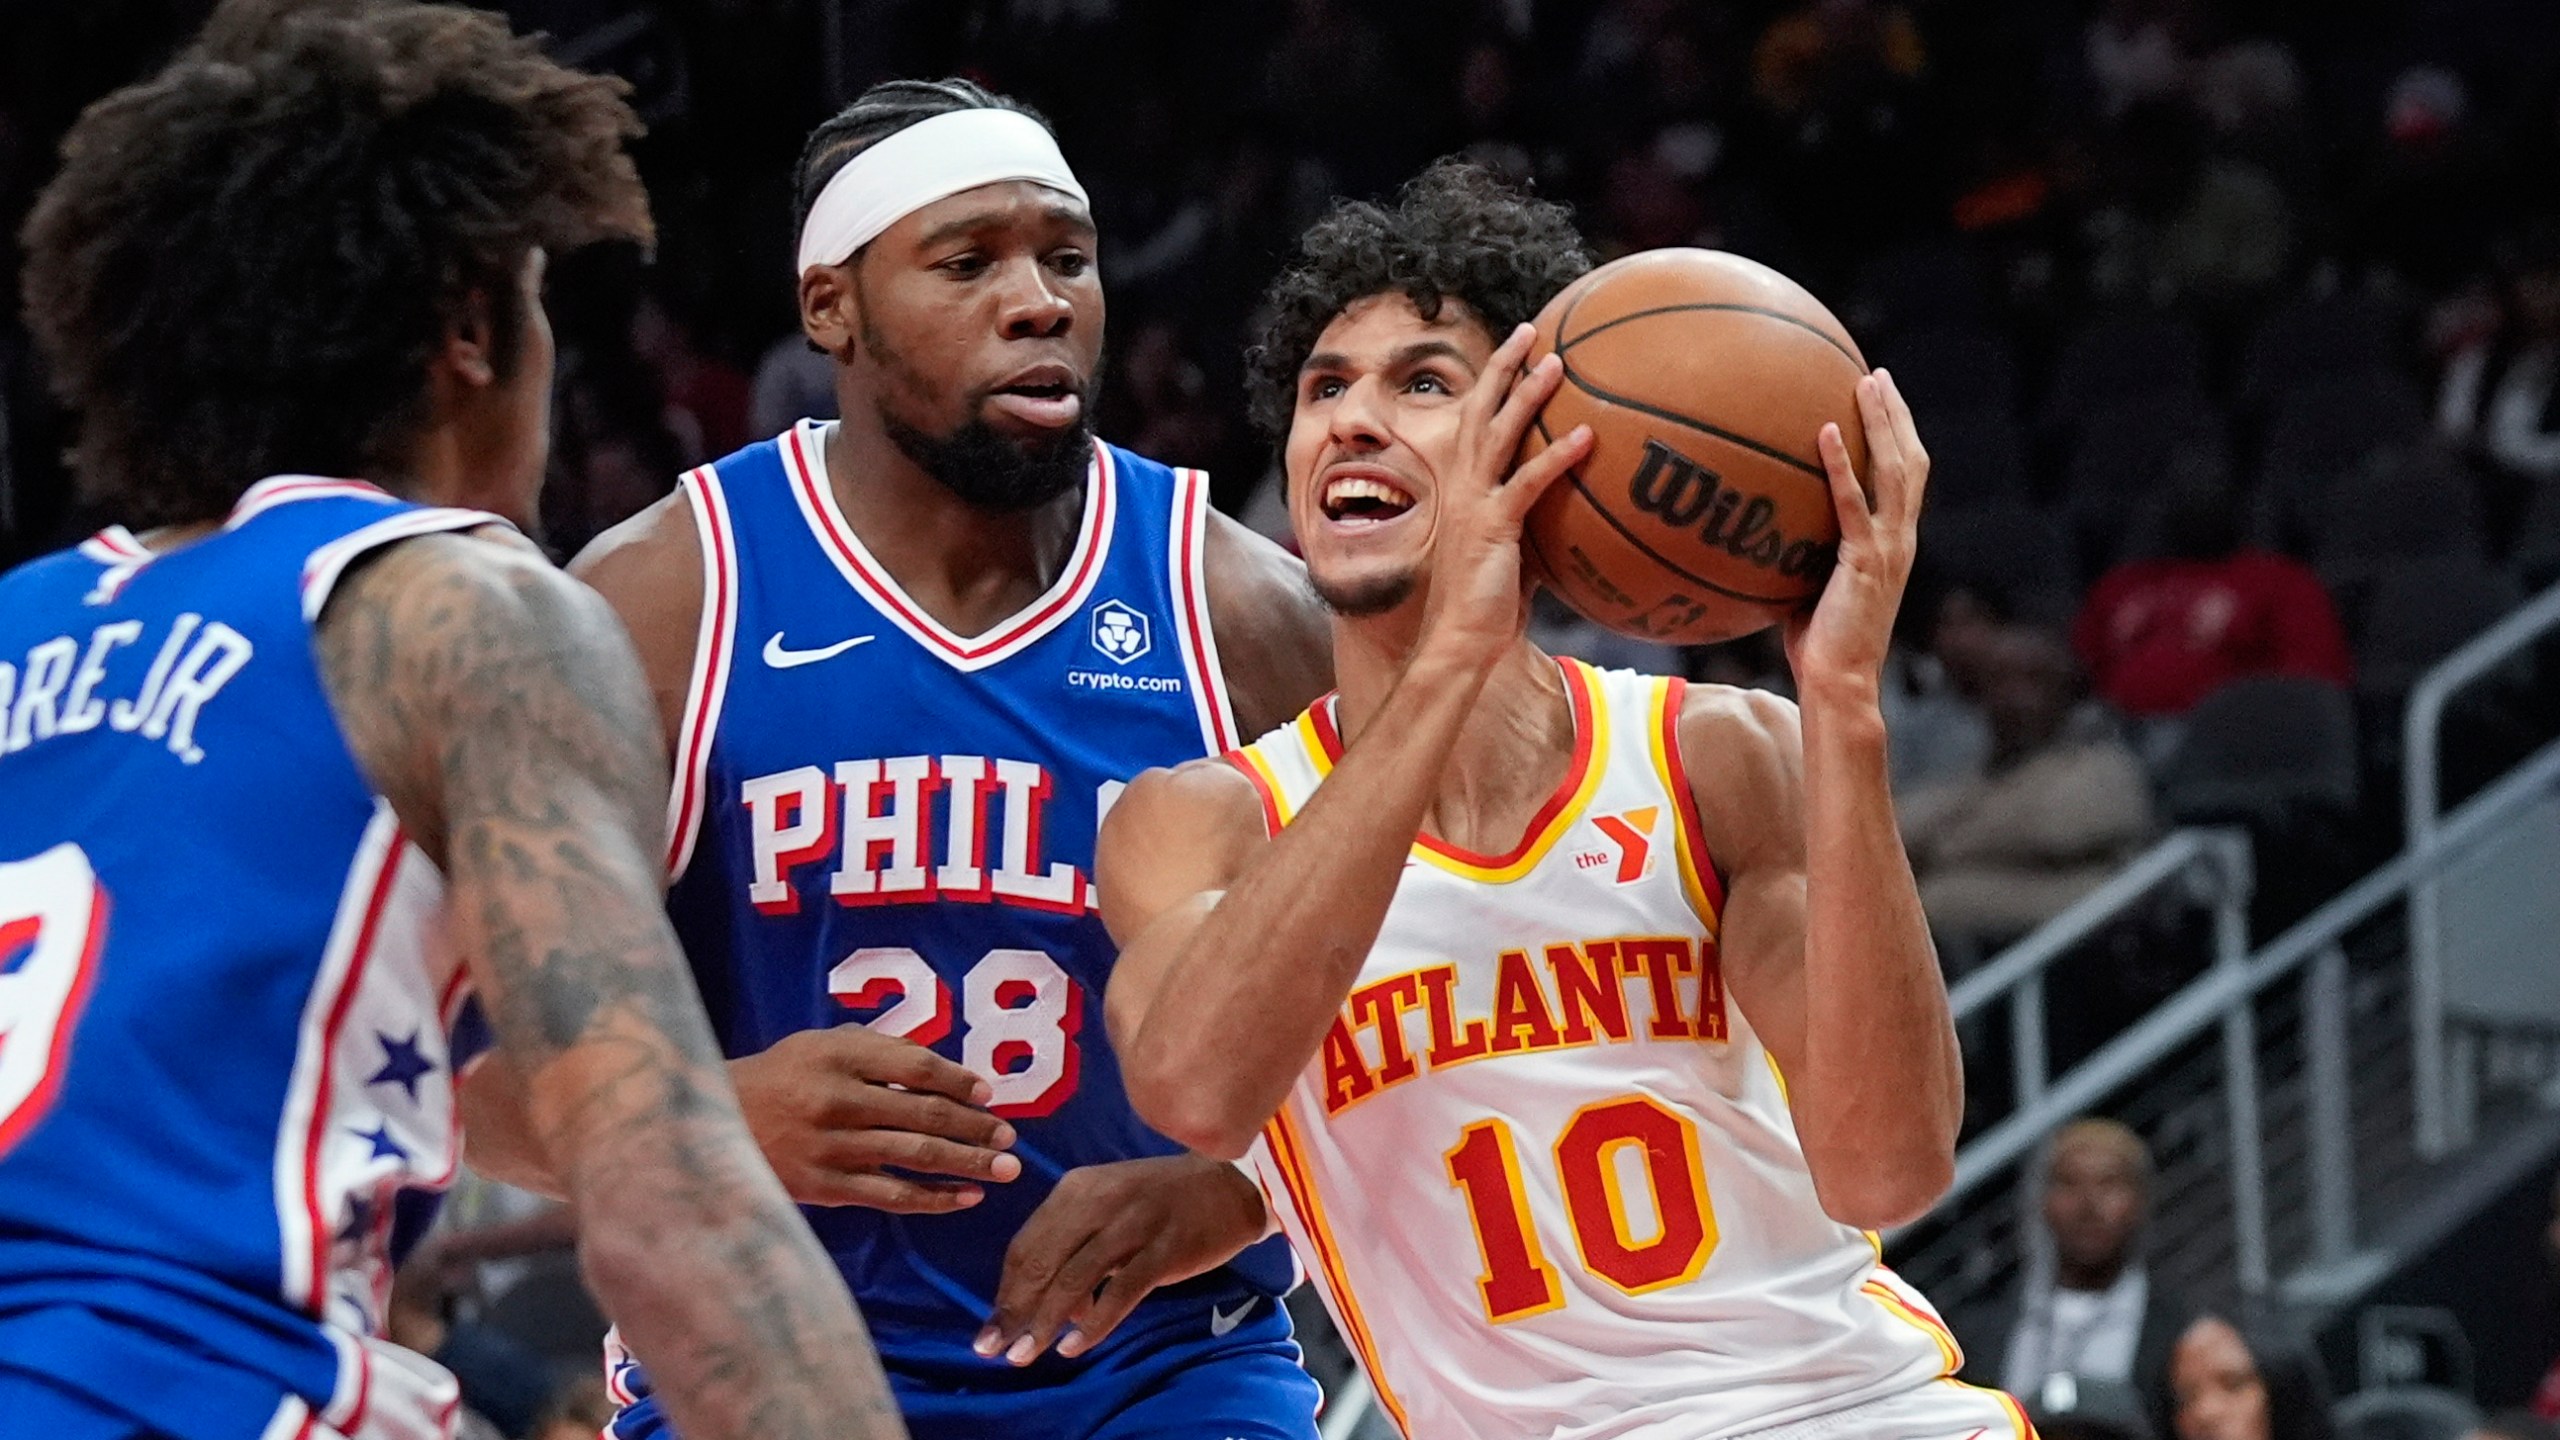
[666,469,734,876]
[1407,660,1596,869]
[301,837,403,1314]
[1223,752,1285,836]
[1173,469,1236,749]
[1657,677,1727,914]
[86,529,149,560]
[0,883,109,1157]
[784,425,1112,662]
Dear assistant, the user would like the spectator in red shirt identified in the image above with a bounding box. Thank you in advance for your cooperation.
[2073,478,2353,718]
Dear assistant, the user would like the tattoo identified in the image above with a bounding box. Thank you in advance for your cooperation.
[317,534,906,1440]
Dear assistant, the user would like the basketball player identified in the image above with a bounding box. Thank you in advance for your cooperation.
[1098,162,2028,1439]
[0,5,901,1440]
[454,80,1333,1439]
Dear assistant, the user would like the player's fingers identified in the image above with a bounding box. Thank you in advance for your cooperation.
[845,1086,1017,1151]
[1482,353,1566,477]
[1851,372,1903,525]
[1464,322,1540,424]
[1007,1225,1135,1364]
[831,1031,992,1104]
[1815,422,1874,550]
[980,1221,1120,1363]
[801,1171,985,1214]
[1500,423,1592,515]
[1056,1249,1167,1359]
[830,1129,1022,1184]
[1875,368,1930,518]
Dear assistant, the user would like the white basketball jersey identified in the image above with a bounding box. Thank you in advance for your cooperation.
[1229,659,1983,1440]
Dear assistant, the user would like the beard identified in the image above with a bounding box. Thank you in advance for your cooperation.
[864,317,1099,512]
[1308,566,1416,618]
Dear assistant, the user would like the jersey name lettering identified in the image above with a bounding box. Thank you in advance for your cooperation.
[1318,935,1730,1116]
[0,615,255,766]
[742,755,1091,916]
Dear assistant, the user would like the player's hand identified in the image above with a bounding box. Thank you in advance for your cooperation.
[974,1154,1268,1366]
[1784,369,1927,699]
[1416,322,1593,674]
[729,1026,1022,1212]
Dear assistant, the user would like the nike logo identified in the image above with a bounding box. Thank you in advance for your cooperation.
[763,632,874,669]
[1209,1297,1255,1337]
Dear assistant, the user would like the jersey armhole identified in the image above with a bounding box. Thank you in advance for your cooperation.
[1221,749,1288,838]
[1166,468,1241,753]
[298,507,511,622]
[665,466,740,883]
[1650,676,1730,929]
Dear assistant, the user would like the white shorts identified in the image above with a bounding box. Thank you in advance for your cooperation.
[1721,1379,2036,1440]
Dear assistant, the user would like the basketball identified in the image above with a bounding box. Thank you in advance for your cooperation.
[1518,248,1871,646]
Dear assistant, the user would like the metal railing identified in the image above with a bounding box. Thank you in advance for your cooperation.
[2405,581,2560,1157]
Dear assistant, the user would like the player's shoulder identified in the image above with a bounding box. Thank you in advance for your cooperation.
[1200,512,1333,735]
[1672,680,1802,806]
[1113,752,1269,835]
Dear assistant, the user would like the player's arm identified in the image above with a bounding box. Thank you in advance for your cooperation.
[1705,370,1960,1231]
[1101,325,1592,1159]
[1202,509,1335,737]
[318,532,904,1440]
[458,496,1020,1211]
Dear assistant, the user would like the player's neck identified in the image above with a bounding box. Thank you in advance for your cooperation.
[821,412,1086,640]
[1336,630,1572,854]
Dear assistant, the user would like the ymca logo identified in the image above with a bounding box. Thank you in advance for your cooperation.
[1089,599,1151,666]
[1573,806,1659,884]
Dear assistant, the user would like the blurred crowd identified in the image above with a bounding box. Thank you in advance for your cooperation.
[6,1,2560,1436]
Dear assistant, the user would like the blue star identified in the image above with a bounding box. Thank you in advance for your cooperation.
[353,1123,409,1164]
[337,1192,375,1245]
[366,1030,435,1101]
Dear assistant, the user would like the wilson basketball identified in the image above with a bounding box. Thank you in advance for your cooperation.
[1518,249,1870,645]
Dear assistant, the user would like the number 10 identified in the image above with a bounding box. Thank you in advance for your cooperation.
[1443,1095,1720,1323]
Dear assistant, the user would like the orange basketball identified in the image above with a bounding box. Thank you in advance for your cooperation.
[1518,249,1869,645]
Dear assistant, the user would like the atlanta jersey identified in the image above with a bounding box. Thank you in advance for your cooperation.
[1228,659,2029,1440]
[627,422,1307,1435]
[0,480,500,1440]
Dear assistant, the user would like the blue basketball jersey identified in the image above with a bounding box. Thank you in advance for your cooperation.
[661,422,1295,1381]
[0,479,497,1440]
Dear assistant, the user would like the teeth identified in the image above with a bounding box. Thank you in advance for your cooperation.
[1324,476,1413,514]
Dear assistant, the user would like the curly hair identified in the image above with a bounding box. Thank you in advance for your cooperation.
[791,78,1051,247]
[21,0,652,527]
[1246,158,1593,437]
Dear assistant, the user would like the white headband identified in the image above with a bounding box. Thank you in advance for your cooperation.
[794,108,1089,276]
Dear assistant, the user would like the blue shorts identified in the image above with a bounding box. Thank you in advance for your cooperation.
[609,1286,1320,1440]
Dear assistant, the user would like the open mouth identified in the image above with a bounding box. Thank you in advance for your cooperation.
[985,365,1084,430]
[1320,473,1416,525]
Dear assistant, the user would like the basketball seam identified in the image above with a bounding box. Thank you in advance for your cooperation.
[1557,470,1812,607]
[1560,300,1864,370]
[1554,363,1831,483]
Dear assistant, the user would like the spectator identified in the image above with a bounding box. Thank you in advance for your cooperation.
[750,333,840,441]
[2166,1314,2335,1440]
[2531,1170,2560,1421]
[1899,628,2154,958]
[2436,218,2560,489]
[2084,99,2294,309]
[2469,1413,2560,1440]
[1953,1118,2194,1434]
[2073,478,2352,722]
[1884,577,2003,797]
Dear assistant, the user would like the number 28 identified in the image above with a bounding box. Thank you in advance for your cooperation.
[827,946,1082,1117]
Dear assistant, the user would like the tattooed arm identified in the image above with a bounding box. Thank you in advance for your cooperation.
[317,530,905,1440]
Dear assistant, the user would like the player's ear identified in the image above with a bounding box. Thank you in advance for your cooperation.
[799,260,861,361]
[438,284,503,389]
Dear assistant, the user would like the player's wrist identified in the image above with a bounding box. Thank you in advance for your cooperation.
[1794,669,1885,725]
